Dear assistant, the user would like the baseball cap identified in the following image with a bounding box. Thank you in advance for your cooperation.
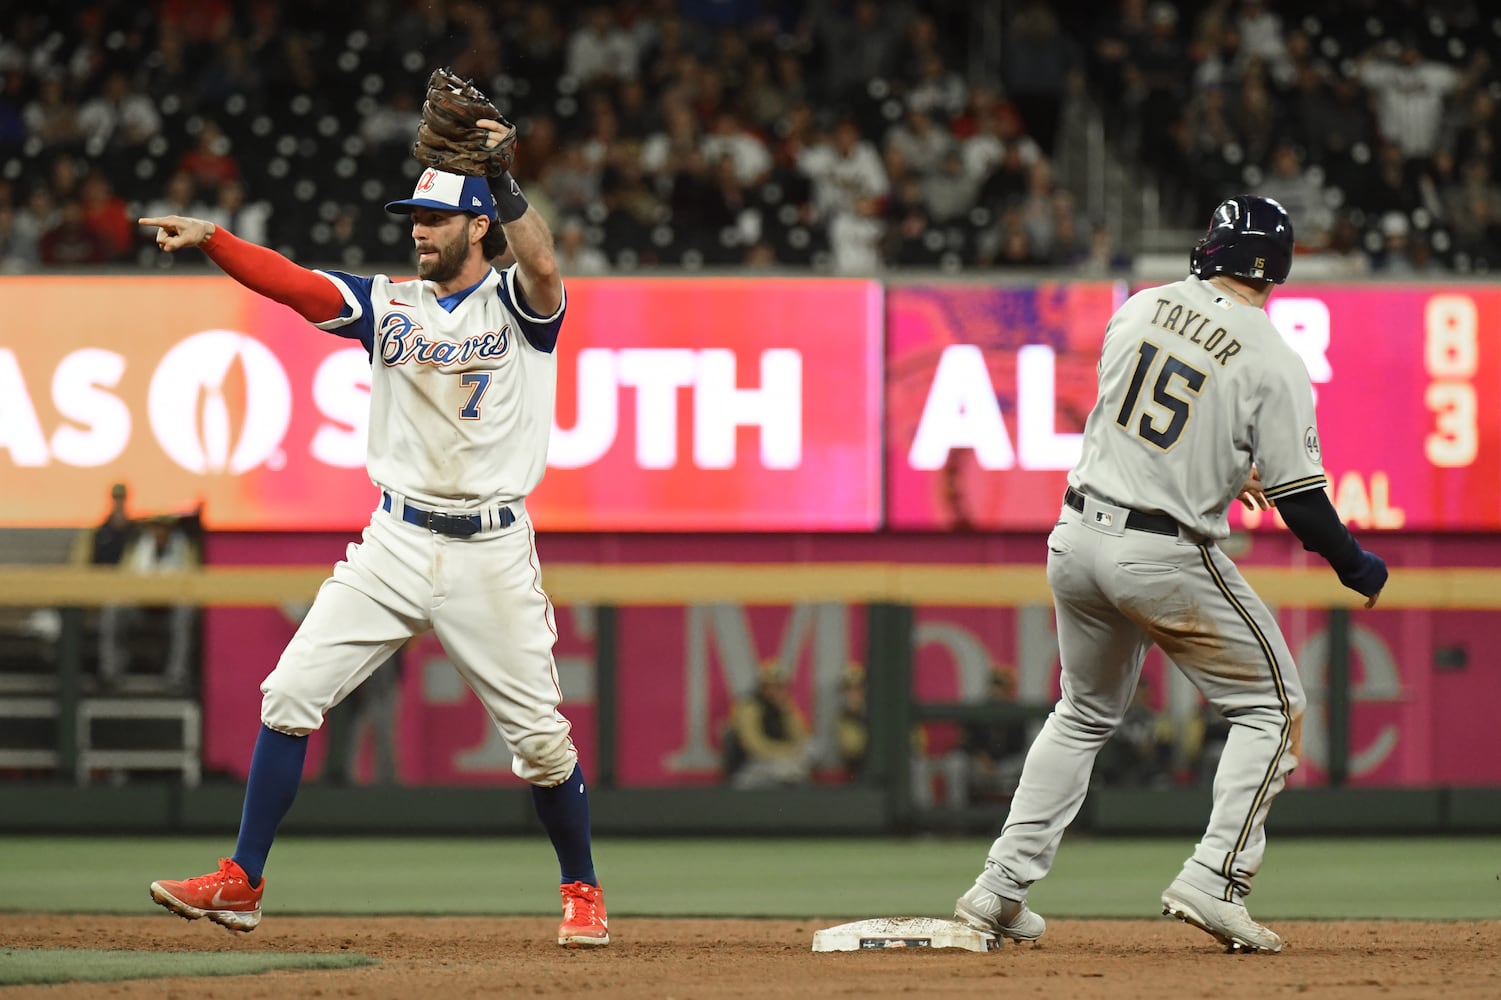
[385,167,497,220]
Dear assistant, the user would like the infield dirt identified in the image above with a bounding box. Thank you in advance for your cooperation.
[2,914,1497,998]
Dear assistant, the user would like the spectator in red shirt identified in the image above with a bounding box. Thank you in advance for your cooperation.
[39,200,110,266]
[78,171,134,261]
[177,121,240,191]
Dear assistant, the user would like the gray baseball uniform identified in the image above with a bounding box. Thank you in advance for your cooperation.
[975,274,1323,908]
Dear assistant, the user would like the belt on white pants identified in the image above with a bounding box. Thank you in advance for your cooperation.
[380,489,519,537]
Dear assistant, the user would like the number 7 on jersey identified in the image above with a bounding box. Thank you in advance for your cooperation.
[459,371,491,420]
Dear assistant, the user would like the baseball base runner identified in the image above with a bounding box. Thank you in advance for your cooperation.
[952,195,1387,953]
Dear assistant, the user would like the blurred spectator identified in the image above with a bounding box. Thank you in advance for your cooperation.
[77,70,162,156]
[959,669,1029,803]
[1359,141,1427,220]
[91,483,136,568]
[77,170,134,260]
[566,6,640,85]
[555,217,610,274]
[176,120,239,191]
[360,89,421,150]
[1233,74,1278,171]
[1234,0,1289,78]
[39,200,111,265]
[1447,87,1498,171]
[835,664,869,781]
[1044,190,1092,267]
[142,171,213,226]
[158,0,233,47]
[510,5,568,86]
[1192,18,1247,92]
[1017,159,1061,258]
[820,0,899,101]
[99,514,198,693]
[14,185,58,257]
[885,105,953,179]
[543,143,603,216]
[911,722,970,810]
[23,73,82,150]
[1129,1,1189,170]
[1357,40,1467,160]
[1076,221,1128,276]
[737,56,788,132]
[799,116,889,273]
[0,199,37,271]
[1095,679,1174,788]
[720,661,813,789]
[976,141,1033,215]
[700,111,773,187]
[194,37,266,113]
[1257,143,1332,248]
[202,180,272,247]
[906,54,968,119]
[1003,3,1079,156]
[1442,157,1501,262]
[920,148,980,223]
[142,25,194,107]
[1316,211,1373,277]
[883,175,939,266]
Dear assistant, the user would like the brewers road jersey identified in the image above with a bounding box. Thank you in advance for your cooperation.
[314,264,564,507]
[1070,275,1326,540]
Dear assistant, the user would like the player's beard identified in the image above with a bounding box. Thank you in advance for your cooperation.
[416,231,466,283]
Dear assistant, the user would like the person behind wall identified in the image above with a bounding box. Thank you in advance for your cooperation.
[98,513,198,692]
[960,668,1030,802]
[279,600,403,786]
[835,663,869,781]
[721,661,814,789]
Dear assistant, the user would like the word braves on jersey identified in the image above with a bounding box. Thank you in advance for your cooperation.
[315,264,565,507]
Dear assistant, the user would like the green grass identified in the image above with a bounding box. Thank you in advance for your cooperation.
[0,949,375,986]
[1,835,1497,921]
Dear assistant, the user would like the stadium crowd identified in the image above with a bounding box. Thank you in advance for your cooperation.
[0,0,1497,275]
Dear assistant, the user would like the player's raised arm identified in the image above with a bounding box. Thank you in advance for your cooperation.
[477,120,562,317]
[489,173,562,317]
[138,215,344,324]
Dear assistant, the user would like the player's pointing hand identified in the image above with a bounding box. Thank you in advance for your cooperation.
[139,215,216,252]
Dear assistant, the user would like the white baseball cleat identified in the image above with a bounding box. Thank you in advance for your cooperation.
[953,884,1047,942]
[1161,879,1282,953]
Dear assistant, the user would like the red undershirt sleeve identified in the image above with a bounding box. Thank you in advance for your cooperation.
[201,227,345,324]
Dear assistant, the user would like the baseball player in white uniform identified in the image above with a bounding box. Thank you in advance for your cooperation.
[140,123,609,947]
[953,196,1387,953]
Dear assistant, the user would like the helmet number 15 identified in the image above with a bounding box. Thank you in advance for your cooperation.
[1116,341,1207,451]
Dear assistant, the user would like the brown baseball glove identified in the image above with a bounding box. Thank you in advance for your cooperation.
[411,67,517,177]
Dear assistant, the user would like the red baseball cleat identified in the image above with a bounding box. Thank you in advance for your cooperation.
[558,880,609,947]
[150,857,264,932]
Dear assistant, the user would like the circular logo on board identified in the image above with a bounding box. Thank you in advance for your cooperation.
[1304,426,1321,463]
[148,330,292,474]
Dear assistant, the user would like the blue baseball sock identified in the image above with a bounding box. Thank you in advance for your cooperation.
[531,762,597,886]
[231,725,309,888]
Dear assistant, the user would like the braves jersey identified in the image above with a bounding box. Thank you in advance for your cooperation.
[314,263,565,507]
[1070,275,1325,539]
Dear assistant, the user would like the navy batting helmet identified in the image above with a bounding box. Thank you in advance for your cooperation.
[1189,195,1294,284]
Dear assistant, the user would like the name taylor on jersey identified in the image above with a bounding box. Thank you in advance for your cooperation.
[1146,297,1243,367]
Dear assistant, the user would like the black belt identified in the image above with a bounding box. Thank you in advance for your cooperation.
[1064,487,1179,536]
[382,491,514,537]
